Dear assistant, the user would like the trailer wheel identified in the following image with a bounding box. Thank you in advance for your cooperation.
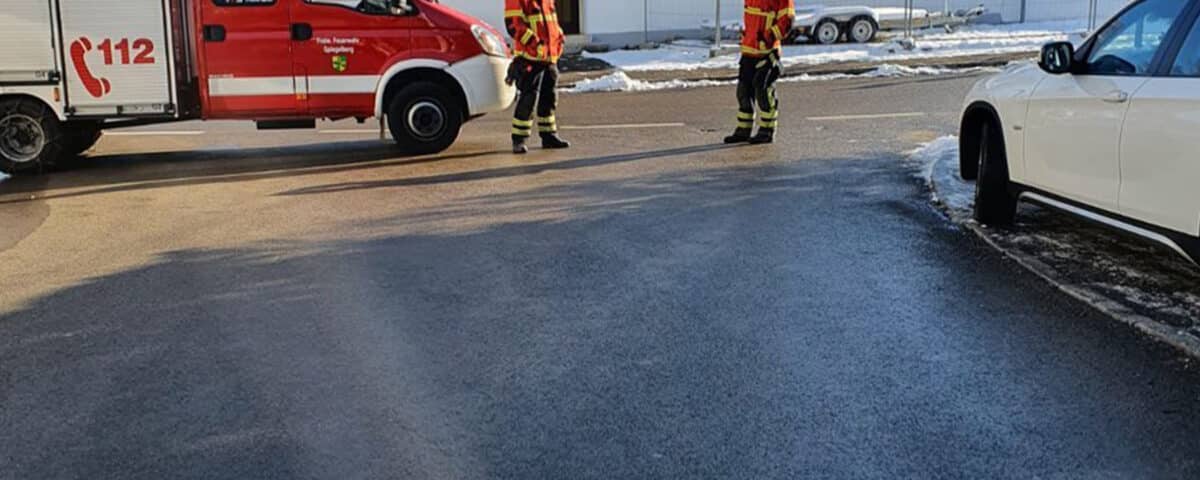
[386,82,463,156]
[848,16,878,43]
[813,19,841,45]
[0,98,62,175]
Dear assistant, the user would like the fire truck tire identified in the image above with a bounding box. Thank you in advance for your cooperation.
[386,82,463,155]
[0,98,63,175]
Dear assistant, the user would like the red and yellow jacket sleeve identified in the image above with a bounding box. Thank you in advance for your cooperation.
[504,0,538,49]
[768,0,795,44]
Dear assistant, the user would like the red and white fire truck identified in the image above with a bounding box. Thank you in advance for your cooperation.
[0,0,515,174]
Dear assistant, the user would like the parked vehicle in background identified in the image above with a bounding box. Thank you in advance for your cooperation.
[790,4,987,45]
[960,0,1200,262]
[0,0,515,175]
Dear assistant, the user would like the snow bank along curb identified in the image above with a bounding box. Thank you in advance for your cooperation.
[587,20,1084,73]
[911,137,1200,360]
[566,64,1001,93]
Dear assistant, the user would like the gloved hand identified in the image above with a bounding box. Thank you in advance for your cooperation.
[755,50,780,70]
[505,57,527,86]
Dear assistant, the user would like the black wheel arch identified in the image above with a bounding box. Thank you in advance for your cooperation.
[959,101,1004,181]
[381,68,469,122]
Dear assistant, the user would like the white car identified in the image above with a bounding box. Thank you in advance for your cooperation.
[960,0,1200,262]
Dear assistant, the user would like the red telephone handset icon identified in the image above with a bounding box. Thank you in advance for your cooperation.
[70,37,111,99]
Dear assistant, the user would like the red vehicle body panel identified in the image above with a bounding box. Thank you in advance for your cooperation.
[191,0,484,121]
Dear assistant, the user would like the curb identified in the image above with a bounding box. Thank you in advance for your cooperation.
[928,157,1200,360]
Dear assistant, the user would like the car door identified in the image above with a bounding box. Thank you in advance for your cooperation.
[197,0,300,118]
[1119,2,1200,235]
[1023,0,1187,212]
[289,0,416,116]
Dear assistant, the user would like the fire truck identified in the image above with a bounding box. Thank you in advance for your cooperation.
[0,0,515,175]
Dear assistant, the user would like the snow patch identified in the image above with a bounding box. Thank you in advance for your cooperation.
[568,65,999,94]
[907,135,974,217]
[585,21,1086,73]
[0,172,9,184]
[566,71,730,93]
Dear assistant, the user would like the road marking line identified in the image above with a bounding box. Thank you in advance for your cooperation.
[562,122,686,130]
[104,131,206,136]
[318,129,377,134]
[806,112,926,121]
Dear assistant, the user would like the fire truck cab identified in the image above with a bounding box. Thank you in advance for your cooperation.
[0,0,515,174]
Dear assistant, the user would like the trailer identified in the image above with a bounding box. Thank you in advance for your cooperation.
[0,0,516,175]
[790,4,987,45]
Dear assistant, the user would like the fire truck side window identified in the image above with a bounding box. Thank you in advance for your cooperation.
[306,0,397,15]
[212,0,277,5]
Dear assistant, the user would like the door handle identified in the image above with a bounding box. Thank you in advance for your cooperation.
[203,25,226,42]
[1103,90,1129,103]
[291,23,313,41]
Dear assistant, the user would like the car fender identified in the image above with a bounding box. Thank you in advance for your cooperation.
[961,62,1046,183]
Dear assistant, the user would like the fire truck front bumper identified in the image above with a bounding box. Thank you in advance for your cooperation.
[448,54,516,116]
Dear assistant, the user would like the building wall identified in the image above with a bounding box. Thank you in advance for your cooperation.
[440,0,1133,46]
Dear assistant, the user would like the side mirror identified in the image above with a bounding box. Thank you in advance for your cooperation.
[390,0,414,15]
[1039,41,1075,75]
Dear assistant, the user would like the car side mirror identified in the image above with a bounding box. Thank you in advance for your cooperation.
[1039,41,1075,75]
[390,0,415,15]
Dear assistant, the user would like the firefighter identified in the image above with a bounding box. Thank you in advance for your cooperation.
[725,0,795,145]
[505,0,571,154]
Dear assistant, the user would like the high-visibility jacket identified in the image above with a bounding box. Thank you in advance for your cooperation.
[741,0,796,57]
[505,0,566,63]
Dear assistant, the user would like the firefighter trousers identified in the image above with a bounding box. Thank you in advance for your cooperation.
[734,53,782,134]
[512,62,559,140]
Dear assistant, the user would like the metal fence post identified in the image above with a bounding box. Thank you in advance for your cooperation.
[714,0,722,48]
[643,0,649,44]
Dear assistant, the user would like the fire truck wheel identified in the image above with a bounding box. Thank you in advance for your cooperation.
[387,83,463,155]
[0,98,63,175]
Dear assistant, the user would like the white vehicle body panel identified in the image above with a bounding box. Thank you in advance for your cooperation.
[1119,77,1200,235]
[1023,75,1146,212]
[0,0,60,85]
[57,0,177,117]
[962,63,1045,182]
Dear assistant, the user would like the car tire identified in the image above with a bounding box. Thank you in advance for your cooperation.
[0,97,63,175]
[813,19,841,45]
[386,82,463,156]
[848,16,878,44]
[973,120,1018,227]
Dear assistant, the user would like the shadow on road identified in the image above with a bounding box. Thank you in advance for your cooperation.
[0,141,506,204]
[4,157,1200,478]
[275,143,741,197]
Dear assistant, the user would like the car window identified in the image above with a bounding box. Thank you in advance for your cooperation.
[1086,0,1186,76]
[1171,14,1200,76]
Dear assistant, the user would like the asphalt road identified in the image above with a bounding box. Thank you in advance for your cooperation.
[3,74,1200,479]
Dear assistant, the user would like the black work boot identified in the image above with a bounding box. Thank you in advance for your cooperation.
[512,136,529,154]
[749,129,774,144]
[724,128,753,144]
[541,133,571,149]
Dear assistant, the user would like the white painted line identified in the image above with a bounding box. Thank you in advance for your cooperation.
[104,130,206,136]
[318,129,378,134]
[561,122,686,130]
[806,112,926,121]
